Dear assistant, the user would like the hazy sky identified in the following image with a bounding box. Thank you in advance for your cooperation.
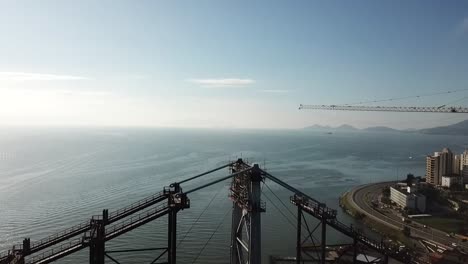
[1,1,468,129]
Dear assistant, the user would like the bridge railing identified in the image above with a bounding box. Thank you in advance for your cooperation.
[0,252,9,262]
[290,195,337,220]
[290,194,411,261]
[26,237,83,264]
[325,213,408,260]
[24,204,170,264]
[30,219,90,251]
[108,191,165,221]
[105,203,169,239]
[0,190,168,259]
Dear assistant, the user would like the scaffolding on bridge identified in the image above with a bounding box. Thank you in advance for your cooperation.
[0,159,413,264]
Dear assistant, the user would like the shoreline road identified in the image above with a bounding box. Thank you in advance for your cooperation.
[346,182,468,252]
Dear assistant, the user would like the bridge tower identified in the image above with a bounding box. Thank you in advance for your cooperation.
[88,209,108,264]
[230,160,265,264]
[165,183,190,264]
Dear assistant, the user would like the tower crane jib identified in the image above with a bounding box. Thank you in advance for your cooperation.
[298,104,468,113]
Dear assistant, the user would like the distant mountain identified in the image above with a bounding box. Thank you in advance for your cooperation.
[303,119,468,136]
[303,124,358,131]
[364,126,401,133]
[419,120,468,135]
[304,124,331,130]
[336,124,358,131]
[403,128,419,132]
[304,124,402,133]
[304,124,358,131]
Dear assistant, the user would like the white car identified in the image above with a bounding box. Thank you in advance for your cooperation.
[451,242,458,247]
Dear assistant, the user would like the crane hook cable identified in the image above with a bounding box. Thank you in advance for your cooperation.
[341,88,468,106]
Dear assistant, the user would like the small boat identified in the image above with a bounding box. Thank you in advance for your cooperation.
[326,132,333,135]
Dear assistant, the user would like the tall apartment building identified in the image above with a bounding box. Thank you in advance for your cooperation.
[426,148,454,185]
[426,155,440,185]
[453,155,461,175]
[461,150,468,183]
[438,148,454,176]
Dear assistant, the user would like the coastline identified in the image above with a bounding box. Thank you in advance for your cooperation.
[339,184,415,249]
[340,181,468,260]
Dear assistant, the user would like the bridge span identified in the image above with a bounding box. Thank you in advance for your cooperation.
[0,159,412,264]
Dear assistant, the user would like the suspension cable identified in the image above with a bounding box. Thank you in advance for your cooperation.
[437,95,468,108]
[177,185,224,247]
[264,181,298,220]
[190,208,231,264]
[262,191,297,230]
[178,162,234,184]
[263,181,311,234]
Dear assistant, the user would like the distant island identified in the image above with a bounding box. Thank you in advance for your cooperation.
[419,119,468,135]
[304,119,468,136]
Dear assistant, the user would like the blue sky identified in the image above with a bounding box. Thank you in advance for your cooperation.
[1,1,467,129]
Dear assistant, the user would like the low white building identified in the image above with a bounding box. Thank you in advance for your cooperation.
[441,175,463,188]
[390,186,426,212]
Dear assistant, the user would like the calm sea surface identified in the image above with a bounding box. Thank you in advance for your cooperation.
[1,128,467,263]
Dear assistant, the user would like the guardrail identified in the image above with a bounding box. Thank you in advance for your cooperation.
[0,190,169,259]
[108,191,165,222]
[30,220,90,252]
[26,238,84,264]
[106,204,169,240]
[292,194,412,263]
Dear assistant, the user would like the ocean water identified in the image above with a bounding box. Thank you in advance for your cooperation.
[0,127,467,263]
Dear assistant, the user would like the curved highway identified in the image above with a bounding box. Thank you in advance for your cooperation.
[346,182,468,252]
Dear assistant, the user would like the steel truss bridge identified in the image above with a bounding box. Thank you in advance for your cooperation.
[0,159,413,264]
